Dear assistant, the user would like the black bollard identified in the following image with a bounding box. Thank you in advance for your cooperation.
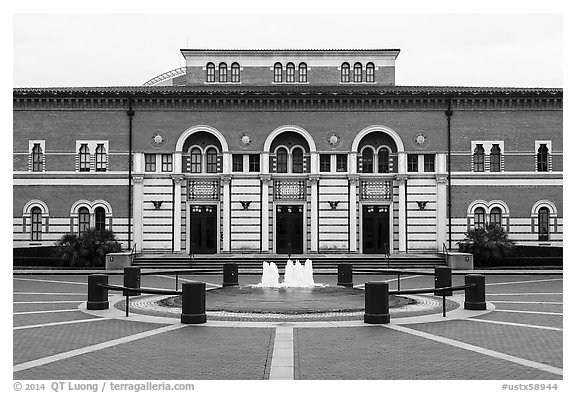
[223,263,239,287]
[434,266,452,296]
[181,282,207,324]
[364,282,390,324]
[464,274,486,310]
[123,266,141,296]
[87,274,109,310]
[337,263,353,287]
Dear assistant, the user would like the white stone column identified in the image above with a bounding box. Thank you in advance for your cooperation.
[171,175,185,252]
[222,175,231,253]
[397,175,407,253]
[260,175,271,253]
[309,175,319,253]
[348,175,359,253]
[132,174,144,252]
[174,152,182,174]
[436,175,448,252]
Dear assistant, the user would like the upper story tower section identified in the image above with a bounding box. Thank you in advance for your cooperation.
[176,49,400,87]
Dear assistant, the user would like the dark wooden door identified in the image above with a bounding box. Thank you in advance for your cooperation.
[190,205,217,254]
[362,205,390,254]
[276,205,304,255]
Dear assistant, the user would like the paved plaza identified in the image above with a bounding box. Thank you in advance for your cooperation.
[13,272,563,380]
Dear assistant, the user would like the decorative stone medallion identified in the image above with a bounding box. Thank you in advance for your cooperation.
[237,131,254,150]
[325,131,343,150]
[150,132,167,149]
[412,131,430,149]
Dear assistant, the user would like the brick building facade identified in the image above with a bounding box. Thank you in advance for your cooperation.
[13,49,563,255]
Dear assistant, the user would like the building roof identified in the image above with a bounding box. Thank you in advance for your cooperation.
[13,85,563,98]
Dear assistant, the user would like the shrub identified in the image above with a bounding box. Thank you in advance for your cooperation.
[53,229,122,268]
[458,224,515,267]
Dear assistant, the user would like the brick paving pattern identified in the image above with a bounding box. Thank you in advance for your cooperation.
[472,312,563,329]
[13,310,99,327]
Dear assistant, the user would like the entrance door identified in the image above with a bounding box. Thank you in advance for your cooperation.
[362,205,390,254]
[276,205,304,255]
[190,205,217,254]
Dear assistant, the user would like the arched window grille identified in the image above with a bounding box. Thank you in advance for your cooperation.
[341,63,350,83]
[95,207,106,231]
[231,63,240,82]
[78,207,90,235]
[206,63,215,82]
[537,144,549,172]
[32,143,43,172]
[473,144,485,172]
[298,63,307,83]
[292,148,304,173]
[361,147,374,173]
[353,63,362,82]
[190,148,202,173]
[219,63,227,82]
[277,148,288,173]
[286,63,295,83]
[366,63,375,83]
[474,207,486,229]
[31,206,42,240]
[274,63,283,83]
[377,148,389,173]
[95,144,106,172]
[490,207,502,227]
[538,207,550,241]
[490,144,501,172]
[79,144,90,172]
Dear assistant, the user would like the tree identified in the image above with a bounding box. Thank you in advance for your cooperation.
[458,223,515,267]
[54,229,122,267]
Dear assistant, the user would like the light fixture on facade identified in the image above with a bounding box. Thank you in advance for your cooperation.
[152,201,163,209]
[328,201,339,210]
[240,201,251,210]
[416,201,428,210]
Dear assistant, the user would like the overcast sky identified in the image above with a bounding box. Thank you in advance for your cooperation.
[13,13,563,88]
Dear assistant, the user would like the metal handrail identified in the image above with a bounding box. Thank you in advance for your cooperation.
[442,243,449,265]
[390,283,475,317]
[98,282,182,317]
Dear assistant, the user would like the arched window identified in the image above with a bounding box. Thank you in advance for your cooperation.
[32,143,43,172]
[231,63,240,83]
[277,148,288,173]
[353,63,362,82]
[79,144,90,172]
[490,207,502,227]
[474,207,486,229]
[78,207,90,235]
[538,207,550,241]
[190,148,202,173]
[537,144,549,172]
[274,63,283,83]
[286,63,295,83]
[292,148,304,173]
[341,63,350,83]
[219,62,227,82]
[377,148,389,173]
[473,144,485,172]
[361,147,374,173]
[490,144,501,172]
[206,63,215,82]
[95,144,107,172]
[366,63,375,83]
[31,207,42,240]
[95,207,106,231]
[205,147,218,173]
[298,63,307,83]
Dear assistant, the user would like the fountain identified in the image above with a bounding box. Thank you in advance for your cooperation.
[257,259,316,288]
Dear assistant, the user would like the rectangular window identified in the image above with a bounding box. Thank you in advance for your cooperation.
[407,154,419,172]
[232,154,244,172]
[161,154,173,172]
[79,144,90,172]
[249,154,260,172]
[144,154,156,172]
[31,143,43,172]
[336,154,347,172]
[31,208,42,241]
[320,154,331,172]
[95,144,106,172]
[424,154,435,172]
